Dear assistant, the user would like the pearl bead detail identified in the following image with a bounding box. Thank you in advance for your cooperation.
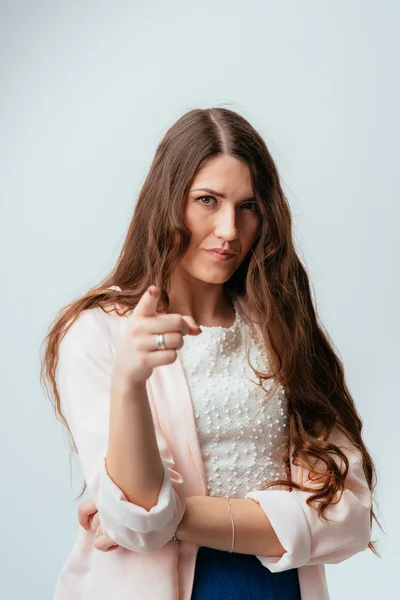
[177,298,291,498]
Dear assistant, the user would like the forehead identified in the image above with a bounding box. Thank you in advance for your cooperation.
[190,155,254,196]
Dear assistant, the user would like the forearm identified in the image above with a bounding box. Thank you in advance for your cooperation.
[105,376,164,512]
[178,496,286,557]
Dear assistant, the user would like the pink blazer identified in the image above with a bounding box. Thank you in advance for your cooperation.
[53,289,372,600]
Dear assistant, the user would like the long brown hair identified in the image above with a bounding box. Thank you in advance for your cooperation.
[40,107,383,556]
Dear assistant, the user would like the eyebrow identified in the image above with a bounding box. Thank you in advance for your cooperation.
[190,187,256,202]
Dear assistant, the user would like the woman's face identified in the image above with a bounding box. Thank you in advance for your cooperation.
[178,154,261,285]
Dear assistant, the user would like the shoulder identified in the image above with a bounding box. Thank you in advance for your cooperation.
[59,308,112,358]
[56,288,131,381]
[60,303,125,358]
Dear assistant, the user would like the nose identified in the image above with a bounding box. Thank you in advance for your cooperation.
[213,204,238,241]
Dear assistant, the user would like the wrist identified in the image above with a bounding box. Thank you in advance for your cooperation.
[111,371,147,397]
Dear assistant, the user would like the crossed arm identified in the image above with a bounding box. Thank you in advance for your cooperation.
[81,494,286,557]
[177,495,286,556]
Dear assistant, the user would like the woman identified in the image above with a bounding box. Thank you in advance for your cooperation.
[41,107,381,600]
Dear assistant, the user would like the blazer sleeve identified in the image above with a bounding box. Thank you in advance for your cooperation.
[56,307,186,553]
[244,425,372,572]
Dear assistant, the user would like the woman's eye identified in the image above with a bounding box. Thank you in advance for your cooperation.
[197,196,258,212]
[242,202,259,212]
[197,196,216,206]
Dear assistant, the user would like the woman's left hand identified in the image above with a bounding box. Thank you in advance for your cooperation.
[78,498,119,552]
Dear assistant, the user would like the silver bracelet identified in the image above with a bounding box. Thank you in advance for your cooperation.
[169,497,235,551]
[224,495,235,553]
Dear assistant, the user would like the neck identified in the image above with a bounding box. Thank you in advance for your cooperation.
[167,278,235,328]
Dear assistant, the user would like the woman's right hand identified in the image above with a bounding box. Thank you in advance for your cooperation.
[112,285,202,389]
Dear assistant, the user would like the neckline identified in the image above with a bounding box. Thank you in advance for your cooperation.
[197,299,239,333]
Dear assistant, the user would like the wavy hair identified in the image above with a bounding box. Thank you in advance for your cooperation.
[40,106,383,556]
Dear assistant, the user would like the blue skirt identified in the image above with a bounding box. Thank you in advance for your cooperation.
[191,546,302,600]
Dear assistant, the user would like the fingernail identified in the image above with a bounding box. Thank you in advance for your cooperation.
[188,317,201,330]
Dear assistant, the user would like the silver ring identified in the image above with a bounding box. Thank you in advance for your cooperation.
[156,333,166,350]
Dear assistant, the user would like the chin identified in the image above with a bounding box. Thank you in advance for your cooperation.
[190,269,233,285]
[180,256,239,284]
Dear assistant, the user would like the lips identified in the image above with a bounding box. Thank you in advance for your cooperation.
[205,249,235,256]
[204,249,235,262]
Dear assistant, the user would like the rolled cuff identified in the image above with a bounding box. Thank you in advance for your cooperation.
[97,454,177,545]
[244,489,311,572]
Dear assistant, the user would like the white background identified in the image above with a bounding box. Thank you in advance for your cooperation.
[1,1,397,598]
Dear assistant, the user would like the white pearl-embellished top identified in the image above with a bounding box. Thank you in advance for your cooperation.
[177,297,291,499]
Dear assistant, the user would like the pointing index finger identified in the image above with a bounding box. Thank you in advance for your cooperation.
[132,285,159,318]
